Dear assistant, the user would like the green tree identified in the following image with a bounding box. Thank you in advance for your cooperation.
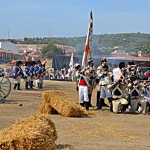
[41,42,64,58]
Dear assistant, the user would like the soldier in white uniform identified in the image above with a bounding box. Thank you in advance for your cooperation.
[75,63,90,110]
[128,77,147,114]
[97,65,113,111]
[85,59,96,107]
[141,77,150,113]
[96,58,110,107]
[109,62,129,114]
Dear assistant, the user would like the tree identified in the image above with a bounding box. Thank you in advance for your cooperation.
[41,42,64,58]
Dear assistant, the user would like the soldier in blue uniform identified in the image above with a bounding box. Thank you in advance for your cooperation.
[37,64,46,89]
[13,61,24,90]
[35,62,41,88]
[29,61,36,89]
[24,62,31,90]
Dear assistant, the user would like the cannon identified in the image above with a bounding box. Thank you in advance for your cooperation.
[0,68,11,100]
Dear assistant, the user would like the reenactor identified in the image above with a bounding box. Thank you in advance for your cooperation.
[35,62,41,88]
[36,64,46,89]
[97,58,108,73]
[128,77,147,114]
[13,61,24,90]
[24,62,31,90]
[140,77,150,113]
[110,62,129,114]
[55,68,62,80]
[29,61,36,89]
[126,60,142,82]
[67,65,73,81]
[61,66,67,80]
[48,68,55,80]
[71,65,76,82]
[144,64,150,80]
[75,63,90,110]
[96,65,113,111]
[85,59,96,107]
[96,58,110,108]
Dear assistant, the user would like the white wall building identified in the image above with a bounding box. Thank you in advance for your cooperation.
[0,41,19,53]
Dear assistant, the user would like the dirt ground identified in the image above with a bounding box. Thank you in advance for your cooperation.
[0,78,150,150]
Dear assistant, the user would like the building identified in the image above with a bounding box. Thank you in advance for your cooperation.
[0,48,24,62]
[0,41,19,53]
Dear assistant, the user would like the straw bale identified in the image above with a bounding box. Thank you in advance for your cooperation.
[0,115,57,150]
[40,90,87,117]
[39,102,58,114]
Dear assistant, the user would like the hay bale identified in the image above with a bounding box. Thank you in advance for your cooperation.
[40,90,87,117]
[0,115,57,150]
[39,102,58,114]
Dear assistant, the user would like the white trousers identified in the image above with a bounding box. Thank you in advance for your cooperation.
[112,98,128,113]
[130,99,147,114]
[14,76,21,84]
[26,76,31,82]
[79,86,89,103]
[38,77,43,84]
[100,85,112,99]
[36,80,38,87]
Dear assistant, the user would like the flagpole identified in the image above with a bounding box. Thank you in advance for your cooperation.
[82,11,93,68]
[69,49,74,67]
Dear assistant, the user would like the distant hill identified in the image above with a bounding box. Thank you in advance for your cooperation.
[1,32,150,56]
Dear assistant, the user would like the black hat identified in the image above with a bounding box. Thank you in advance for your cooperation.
[119,62,126,69]
[74,63,80,70]
[128,60,135,66]
[101,58,107,63]
[88,59,93,64]
[25,61,31,66]
[16,61,23,66]
[31,61,37,66]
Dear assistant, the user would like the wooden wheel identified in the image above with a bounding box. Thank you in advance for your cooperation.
[0,76,11,100]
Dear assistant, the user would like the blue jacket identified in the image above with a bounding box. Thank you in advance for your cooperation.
[35,65,39,73]
[29,66,35,76]
[13,66,23,77]
[24,66,30,76]
[37,67,43,74]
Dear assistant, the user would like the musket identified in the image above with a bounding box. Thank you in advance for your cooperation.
[130,65,150,68]
[138,67,150,68]
[140,80,150,82]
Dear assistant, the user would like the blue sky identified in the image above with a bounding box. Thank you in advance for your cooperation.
[0,0,150,39]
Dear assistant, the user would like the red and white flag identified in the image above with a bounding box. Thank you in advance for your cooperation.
[69,49,74,67]
[82,11,93,68]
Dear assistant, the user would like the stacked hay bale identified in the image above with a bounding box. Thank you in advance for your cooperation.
[39,91,58,114]
[0,115,57,150]
[40,90,87,117]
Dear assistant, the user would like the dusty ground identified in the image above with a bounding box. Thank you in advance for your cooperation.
[0,78,150,150]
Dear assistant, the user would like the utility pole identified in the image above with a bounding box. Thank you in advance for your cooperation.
[4,29,6,39]
[8,30,10,39]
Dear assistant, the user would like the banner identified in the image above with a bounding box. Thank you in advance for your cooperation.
[69,50,74,66]
[82,11,93,68]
